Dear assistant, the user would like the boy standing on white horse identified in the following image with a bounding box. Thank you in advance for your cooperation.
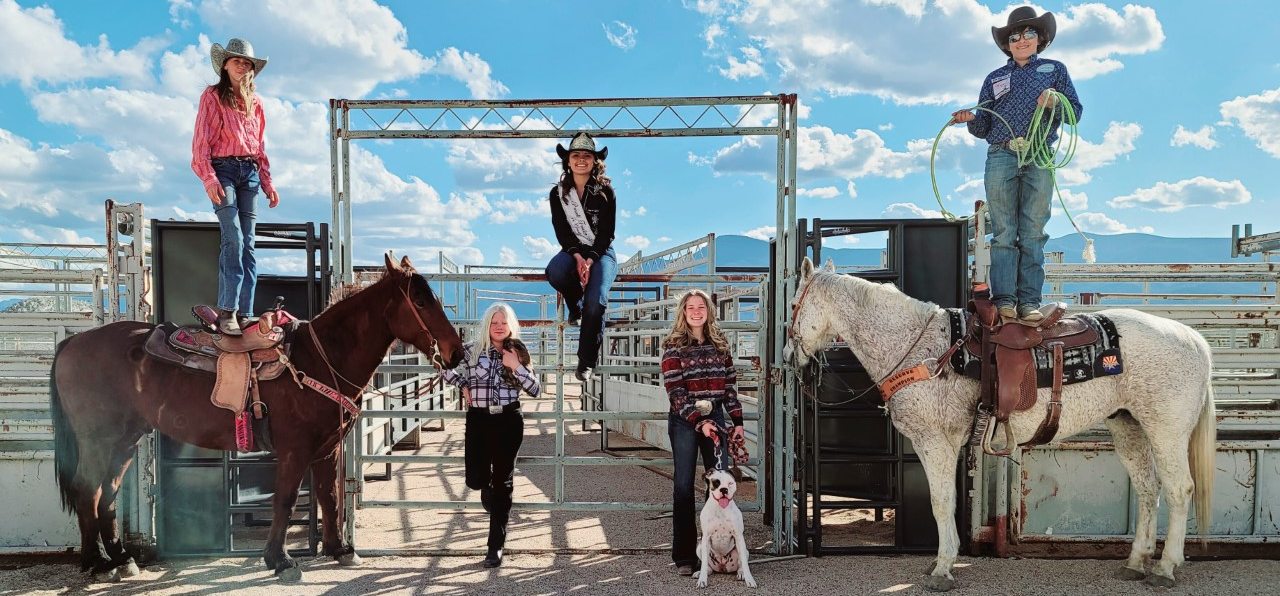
[953,6,1083,323]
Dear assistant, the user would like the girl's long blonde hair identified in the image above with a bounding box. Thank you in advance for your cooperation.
[471,302,522,366]
[662,289,730,354]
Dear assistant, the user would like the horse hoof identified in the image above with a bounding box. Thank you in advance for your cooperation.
[118,558,141,578]
[276,564,302,583]
[92,567,121,583]
[1145,573,1176,588]
[337,552,362,567]
[921,575,956,592]
[1113,566,1145,581]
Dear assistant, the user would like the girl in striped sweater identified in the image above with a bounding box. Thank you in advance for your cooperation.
[661,289,744,575]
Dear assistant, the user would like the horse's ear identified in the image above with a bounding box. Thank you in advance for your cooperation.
[822,258,836,273]
[385,251,400,273]
[400,255,415,274]
[801,256,814,280]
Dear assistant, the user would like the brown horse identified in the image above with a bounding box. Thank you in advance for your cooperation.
[50,254,461,582]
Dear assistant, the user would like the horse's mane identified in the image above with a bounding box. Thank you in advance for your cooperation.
[813,269,937,322]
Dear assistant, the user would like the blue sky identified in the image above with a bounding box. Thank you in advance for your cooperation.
[1,0,1277,271]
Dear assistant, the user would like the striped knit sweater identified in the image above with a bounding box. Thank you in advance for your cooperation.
[661,341,744,426]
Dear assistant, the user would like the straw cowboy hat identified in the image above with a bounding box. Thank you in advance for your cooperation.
[556,132,608,162]
[210,38,268,76]
[992,6,1056,57]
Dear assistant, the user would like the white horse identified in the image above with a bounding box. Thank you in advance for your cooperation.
[784,258,1216,591]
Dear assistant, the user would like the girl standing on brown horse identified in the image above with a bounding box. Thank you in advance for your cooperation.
[50,255,460,583]
[191,37,281,336]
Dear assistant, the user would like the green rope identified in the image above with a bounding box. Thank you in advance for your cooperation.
[931,90,1094,261]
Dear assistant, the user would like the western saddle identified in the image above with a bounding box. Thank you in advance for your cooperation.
[966,284,1099,456]
[143,304,294,451]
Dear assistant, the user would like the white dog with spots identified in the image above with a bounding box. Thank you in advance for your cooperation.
[695,468,757,589]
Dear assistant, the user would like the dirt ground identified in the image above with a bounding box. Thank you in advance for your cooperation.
[4,393,1277,595]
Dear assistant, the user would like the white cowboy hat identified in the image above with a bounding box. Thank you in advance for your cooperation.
[210,38,268,76]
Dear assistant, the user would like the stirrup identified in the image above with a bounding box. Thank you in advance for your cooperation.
[978,412,1016,457]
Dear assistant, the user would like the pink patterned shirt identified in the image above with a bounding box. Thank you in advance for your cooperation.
[191,87,275,196]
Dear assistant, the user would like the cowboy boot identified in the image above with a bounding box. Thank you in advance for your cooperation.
[216,308,243,336]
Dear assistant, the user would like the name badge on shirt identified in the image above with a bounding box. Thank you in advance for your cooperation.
[992,75,1011,100]
[489,405,505,415]
[1036,63,1055,73]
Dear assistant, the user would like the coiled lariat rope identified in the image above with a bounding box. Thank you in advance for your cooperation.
[930,90,1095,263]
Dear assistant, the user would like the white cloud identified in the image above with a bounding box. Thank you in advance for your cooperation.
[657,236,672,243]
[447,135,560,191]
[742,225,775,241]
[703,22,724,49]
[619,205,648,219]
[1075,212,1153,234]
[522,236,559,259]
[603,20,637,51]
[718,46,764,80]
[0,0,156,87]
[624,235,651,251]
[1108,176,1252,212]
[498,246,518,266]
[490,198,547,223]
[1170,125,1218,150]
[846,180,857,199]
[693,1,1163,105]
[697,124,976,181]
[635,206,647,216]
[1055,189,1089,212]
[1056,122,1142,186]
[877,123,894,131]
[431,47,509,99]
[1220,87,1280,158]
[883,202,943,219]
[798,186,840,199]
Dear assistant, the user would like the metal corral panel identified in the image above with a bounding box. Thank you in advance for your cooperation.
[0,451,78,551]
[1017,440,1279,540]
[602,379,672,450]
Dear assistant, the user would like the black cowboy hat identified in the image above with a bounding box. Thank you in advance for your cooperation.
[992,6,1056,58]
[556,132,608,162]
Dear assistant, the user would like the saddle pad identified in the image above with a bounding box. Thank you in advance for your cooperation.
[947,309,1124,388]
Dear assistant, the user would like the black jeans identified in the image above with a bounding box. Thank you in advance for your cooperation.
[465,405,524,551]
[668,411,730,567]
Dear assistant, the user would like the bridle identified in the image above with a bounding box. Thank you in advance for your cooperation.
[787,271,964,406]
[290,276,452,418]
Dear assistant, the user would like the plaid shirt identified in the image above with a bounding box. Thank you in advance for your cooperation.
[440,343,540,407]
[661,341,744,426]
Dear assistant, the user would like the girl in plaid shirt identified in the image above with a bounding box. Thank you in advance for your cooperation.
[440,302,538,568]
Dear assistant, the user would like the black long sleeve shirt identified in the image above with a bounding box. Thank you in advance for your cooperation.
[548,182,616,261]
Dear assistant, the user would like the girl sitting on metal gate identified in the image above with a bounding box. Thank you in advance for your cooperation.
[191,37,281,336]
[544,132,618,381]
[661,289,744,576]
[441,302,539,568]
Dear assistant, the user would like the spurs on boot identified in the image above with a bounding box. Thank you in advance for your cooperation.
[216,308,243,336]
[483,548,503,568]
[574,363,590,382]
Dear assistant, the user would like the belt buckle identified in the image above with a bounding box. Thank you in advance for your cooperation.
[488,405,504,415]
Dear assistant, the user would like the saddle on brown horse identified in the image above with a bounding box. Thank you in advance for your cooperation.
[966,284,1100,456]
[143,305,296,451]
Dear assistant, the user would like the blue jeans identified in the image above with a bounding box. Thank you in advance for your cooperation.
[984,146,1052,308]
[212,159,259,315]
[668,410,730,566]
[545,247,617,368]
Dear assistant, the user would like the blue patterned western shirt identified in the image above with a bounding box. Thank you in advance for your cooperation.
[440,343,540,408]
[966,55,1083,146]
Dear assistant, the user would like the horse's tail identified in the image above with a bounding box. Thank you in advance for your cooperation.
[50,336,80,513]
[1188,377,1216,546]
